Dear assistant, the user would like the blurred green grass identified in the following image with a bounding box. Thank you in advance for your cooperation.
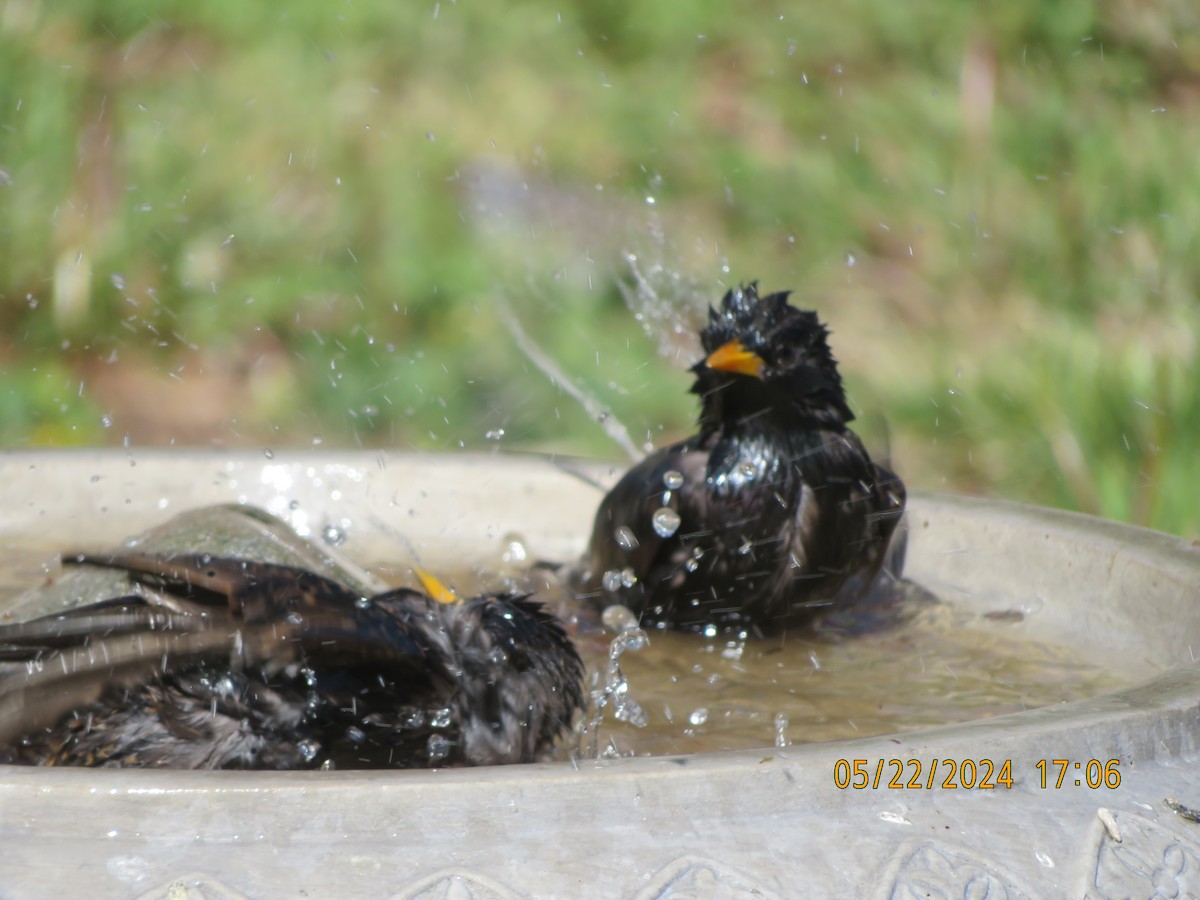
[0,1,1196,538]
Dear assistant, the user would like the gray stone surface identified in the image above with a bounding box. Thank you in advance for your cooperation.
[0,449,1197,899]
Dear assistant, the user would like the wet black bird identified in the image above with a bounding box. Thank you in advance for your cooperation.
[0,553,583,769]
[579,283,906,634]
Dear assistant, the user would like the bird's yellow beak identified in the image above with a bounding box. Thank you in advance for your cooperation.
[414,567,459,605]
[704,339,765,378]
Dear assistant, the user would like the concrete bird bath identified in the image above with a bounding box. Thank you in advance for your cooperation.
[0,448,1198,898]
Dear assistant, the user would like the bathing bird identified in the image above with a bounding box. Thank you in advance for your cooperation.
[579,283,906,634]
[0,553,583,769]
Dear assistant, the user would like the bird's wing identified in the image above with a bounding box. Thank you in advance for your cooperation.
[0,552,360,657]
[63,551,345,619]
[0,551,262,660]
[0,554,435,748]
[0,605,205,659]
[0,627,249,746]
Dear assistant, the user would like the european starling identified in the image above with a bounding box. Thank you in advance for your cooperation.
[579,283,905,633]
[0,553,583,769]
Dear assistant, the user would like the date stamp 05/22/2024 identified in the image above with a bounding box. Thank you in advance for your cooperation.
[832,758,1123,791]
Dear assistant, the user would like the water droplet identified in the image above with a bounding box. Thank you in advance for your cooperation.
[688,707,709,726]
[403,709,425,728]
[344,726,366,745]
[614,526,639,551]
[662,470,684,489]
[614,693,647,725]
[110,273,126,290]
[596,628,650,728]
[845,251,857,267]
[620,567,638,588]
[609,629,649,658]
[651,507,681,538]
[263,448,274,459]
[485,428,505,441]
[737,540,753,556]
[322,523,347,547]
[355,596,372,609]
[298,740,320,763]
[501,535,528,563]
[703,623,718,638]
[774,712,790,748]
[487,645,509,666]
[426,734,451,762]
[736,461,756,479]
[601,569,623,592]
[601,604,639,634]
[430,708,453,729]
[100,414,113,428]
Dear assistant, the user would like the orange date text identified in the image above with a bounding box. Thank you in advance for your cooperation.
[832,758,1014,790]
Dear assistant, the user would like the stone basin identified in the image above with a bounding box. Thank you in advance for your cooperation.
[0,448,1198,899]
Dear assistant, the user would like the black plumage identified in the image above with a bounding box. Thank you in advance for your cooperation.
[0,553,583,769]
[579,283,906,633]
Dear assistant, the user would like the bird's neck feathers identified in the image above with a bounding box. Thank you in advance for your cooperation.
[692,369,855,440]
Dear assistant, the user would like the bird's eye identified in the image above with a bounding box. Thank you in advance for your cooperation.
[771,341,810,373]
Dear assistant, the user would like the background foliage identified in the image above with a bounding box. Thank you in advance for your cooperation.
[1,0,1196,537]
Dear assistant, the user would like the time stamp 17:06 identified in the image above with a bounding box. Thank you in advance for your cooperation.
[832,758,1123,791]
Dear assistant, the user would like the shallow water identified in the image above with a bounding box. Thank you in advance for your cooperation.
[370,555,1133,759]
[572,602,1126,756]
[0,539,1133,762]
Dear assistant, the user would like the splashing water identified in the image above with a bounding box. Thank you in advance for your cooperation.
[495,292,643,461]
[651,507,681,538]
[774,712,790,748]
[500,534,528,565]
[613,526,639,551]
[426,734,452,763]
[322,523,348,547]
[601,570,622,592]
[463,163,733,461]
[582,624,651,758]
[617,253,710,358]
